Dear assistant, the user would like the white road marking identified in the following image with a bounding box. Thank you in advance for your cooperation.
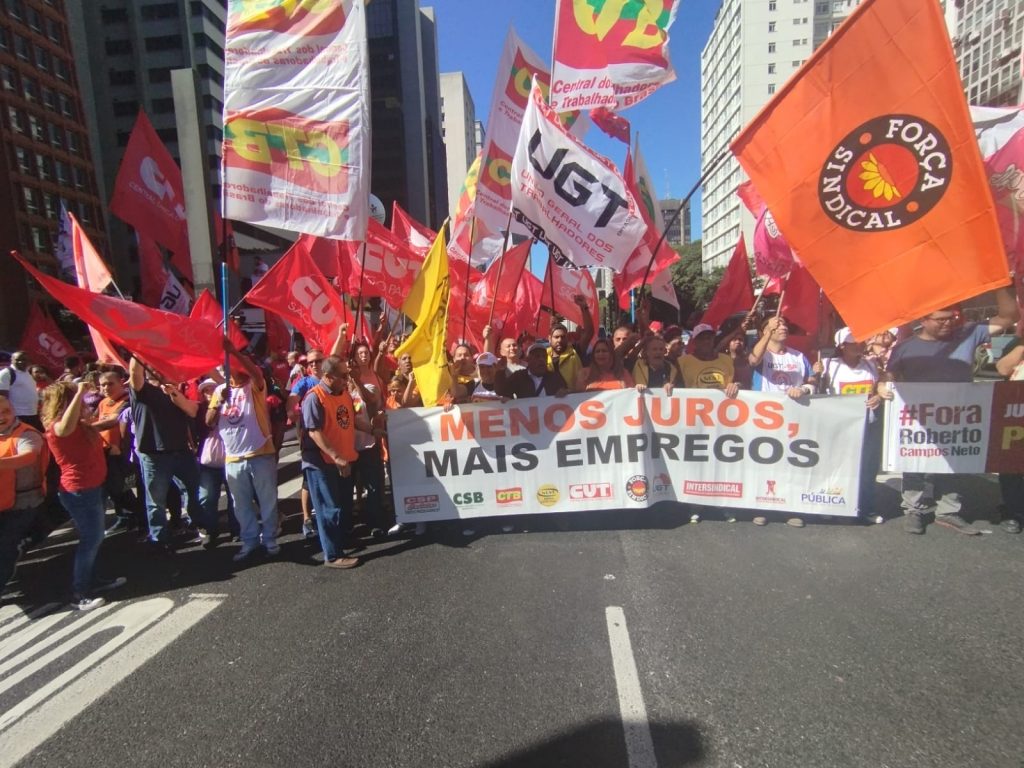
[0,593,225,768]
[278,474,304,499]
[0,603,60,640]
[605,606,658,768]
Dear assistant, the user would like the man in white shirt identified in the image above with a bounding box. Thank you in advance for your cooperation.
[0,351,41,430]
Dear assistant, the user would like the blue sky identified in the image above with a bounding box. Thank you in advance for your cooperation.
[430,0,721,240]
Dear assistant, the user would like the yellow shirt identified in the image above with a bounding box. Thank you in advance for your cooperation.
[548,347,583,389]
[680,354,735,390]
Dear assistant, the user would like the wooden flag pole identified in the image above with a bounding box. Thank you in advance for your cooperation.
[486,209,516,327]
[354,241,368,342]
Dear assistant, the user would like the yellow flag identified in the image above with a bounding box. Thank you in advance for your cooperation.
[395,222,451,406]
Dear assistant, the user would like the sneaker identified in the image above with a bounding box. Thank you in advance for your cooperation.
[232,546,258,562]
[105,517,131,536]
[324,556,361,569]
[689,513,701,524]
[934,513,981,536]
[1000,516,1022,534]
[752,516,768,526]
[786,517,805,528]
[265,545,281,557]
[903,512,926,534]
[369,528,385,540]
[72,596,106,611]
[387,523,405,536]
[302,518,317,539]
[93,576,127,594]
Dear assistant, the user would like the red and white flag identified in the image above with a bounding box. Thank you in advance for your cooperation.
[12,251,222,382]
[511,80,646,272]
[19,304,74,376]
[110,110,192,282]
[243,239,353,353]
[550,0,679,112]
[338,219,425,307]
[540,259,600,336]
[222,0,370,240]
[391,202,435,256]
[973,106,1024,274]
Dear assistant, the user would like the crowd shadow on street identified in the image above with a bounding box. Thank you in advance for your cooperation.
[477,718,704,767]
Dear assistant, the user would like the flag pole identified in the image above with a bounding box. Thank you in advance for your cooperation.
[637,147,732,296]
[354,241,368,342]
[486,209,516,326]
[221,261,231,396]
[500,237,534,331]
[460,216,477,343]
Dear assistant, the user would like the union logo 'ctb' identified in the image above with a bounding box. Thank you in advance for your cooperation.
[818,114,952,232]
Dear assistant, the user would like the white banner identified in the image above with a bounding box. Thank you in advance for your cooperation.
[511,81,646,271]
[389,390,867,522]
[158,270,191,316]
[882,382,1024,474]
[222,0,370,240]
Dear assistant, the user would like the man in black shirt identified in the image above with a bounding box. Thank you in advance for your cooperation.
[498,343,567,399]
[129,357,202,550]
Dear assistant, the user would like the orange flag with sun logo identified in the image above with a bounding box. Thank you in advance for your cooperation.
[731,0,1010,340]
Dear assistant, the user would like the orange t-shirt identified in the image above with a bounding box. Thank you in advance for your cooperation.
[97,395,129,453]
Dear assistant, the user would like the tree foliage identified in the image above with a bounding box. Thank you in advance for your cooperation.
[668,240,726,326]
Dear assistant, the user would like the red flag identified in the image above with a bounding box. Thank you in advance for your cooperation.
[764,264,827,351]
[243,239,353,353]
[736,180,796,278]
[700,236,755,330]
[66,209,113,293]
[12,251,222,382]
[264,310,291,357]
[467,240,532,330]
[503,269,548,340]
[109,110,193,281]
[338,219,425,306]
[540,260,600,335]
[589,108,631,144]
[391,202,436,256]
[137,234,166,307]
[190,289,248,350]
[736,180,765,217]
[19,305,74,376]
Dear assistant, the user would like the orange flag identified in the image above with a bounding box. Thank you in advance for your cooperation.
[730,0,1010,340]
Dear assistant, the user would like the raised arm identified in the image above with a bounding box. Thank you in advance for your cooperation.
[988,286,1020,336]
[129,356,145,392]
[52,381,90,437]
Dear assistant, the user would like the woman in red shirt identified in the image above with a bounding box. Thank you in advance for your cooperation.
[41,381,125,611]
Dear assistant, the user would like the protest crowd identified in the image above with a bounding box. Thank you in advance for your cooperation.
[2,0,1024,616]
[2,281,1022,610]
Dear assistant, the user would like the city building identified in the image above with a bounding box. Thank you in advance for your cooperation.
[659,198,690,247]
[65,0,227,284]
[440,71,475,217]
[700,0,970,272]
[367,0,448,231]
[954,0,1022,107]
[474,119,485,155]
[0,0,107,347]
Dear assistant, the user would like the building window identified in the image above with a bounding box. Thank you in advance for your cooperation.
[156,127,178,144]
[141,2,179,20]
[151,97,175,113]
[72,165,86,189]
[769,0,776,9]
[36,154,52,180]
[22,76,39,102]
[145,35,183,52]
[58,92,74,117]
[46,18,62,44]
[768,21,776,32]
[49,122,63,148]
[768,42,776,53]
[5,0,23,21]
[26,6,42,32]
[14,35,30,62]
[32,226,49,252]
[100,7,128,23]
[28,114,44,142]
[113,100,139,117]
[34,46,50,72]
[105,39,133,55]
[14,146,32,174]
[768,63,776,74]
[22,186,38,215]
[67,130,81,154]
[1,66,16,92]
[109,69,136,86]
[768,84,777,94]
[193,34,224,59]
[43,192,57,218]
[53,58,70,82]
[793,60,801,67]
[55,160,70,185]
[149,67,172,83]
[7,106,25,133]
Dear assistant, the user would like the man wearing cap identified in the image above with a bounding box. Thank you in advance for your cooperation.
[548,295,595,388]
[748,316,816,399]
[499,343,567,399]
[886,287,1019,535]
[468,353,505,403]
[0,351,41,430]
[681,324,739,396]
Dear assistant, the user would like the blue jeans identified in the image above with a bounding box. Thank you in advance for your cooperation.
[198,464,237,537]
[225,454,279,550]
[304,465,353,562]
[138,451,203,543]
[354,446,386,530]
[58,487,106,598]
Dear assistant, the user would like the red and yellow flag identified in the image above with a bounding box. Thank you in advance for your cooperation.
[731,0,1010,340]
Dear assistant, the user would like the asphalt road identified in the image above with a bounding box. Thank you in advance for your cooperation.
[2,449,1022,768]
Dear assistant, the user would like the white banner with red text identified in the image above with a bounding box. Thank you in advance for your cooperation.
[882,382,1024,474]
[389,390,867,522]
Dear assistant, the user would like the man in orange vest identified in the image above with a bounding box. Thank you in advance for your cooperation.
[0,394,47,597]
[300,356,369,569]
